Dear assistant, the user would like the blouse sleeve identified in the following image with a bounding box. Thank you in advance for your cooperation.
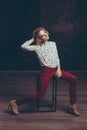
[54,42,61,66]
[21,40,36,51]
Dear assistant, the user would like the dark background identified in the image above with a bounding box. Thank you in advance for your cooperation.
[0,0,87,71]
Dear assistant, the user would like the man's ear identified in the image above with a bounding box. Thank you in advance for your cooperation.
[47,36,49,40]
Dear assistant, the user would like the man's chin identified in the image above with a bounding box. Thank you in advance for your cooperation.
[41,40,47,43]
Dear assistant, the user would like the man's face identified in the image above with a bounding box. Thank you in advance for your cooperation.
[38,30,49,43]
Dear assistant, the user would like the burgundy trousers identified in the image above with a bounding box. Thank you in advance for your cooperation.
[16,66,77,105]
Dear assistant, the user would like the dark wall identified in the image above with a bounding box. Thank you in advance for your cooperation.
[0,0,41,70]
[40,0,87,70]
[0,0,87,71]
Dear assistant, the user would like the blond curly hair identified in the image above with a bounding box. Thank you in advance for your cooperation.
[33,27,49,45]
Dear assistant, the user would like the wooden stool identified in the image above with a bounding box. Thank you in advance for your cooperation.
[36,76,57,112]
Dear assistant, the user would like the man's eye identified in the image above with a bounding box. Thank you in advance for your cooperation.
[42,34,47,37]
[38,34,47,38]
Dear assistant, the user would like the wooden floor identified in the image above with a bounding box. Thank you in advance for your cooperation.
[0,71,87,130]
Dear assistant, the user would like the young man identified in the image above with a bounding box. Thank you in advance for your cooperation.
[8,27,80,116]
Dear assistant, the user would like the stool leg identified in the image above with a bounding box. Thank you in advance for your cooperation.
[54,78,57,111]
[36,76,57,112]
[52,79,55,106]
[36,77,40,112]
[52,78,57,112]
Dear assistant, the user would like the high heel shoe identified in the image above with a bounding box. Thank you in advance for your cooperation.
[67,104,80,116]
[8,100,19,115]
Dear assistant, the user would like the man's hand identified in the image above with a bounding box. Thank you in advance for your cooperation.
[55,67,62,78]
[31,37,35,43]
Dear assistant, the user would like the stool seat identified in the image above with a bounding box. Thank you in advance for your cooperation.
[36,76,58,112]
[51,76,57,80]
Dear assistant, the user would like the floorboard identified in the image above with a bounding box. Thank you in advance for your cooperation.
[0,71,87,130]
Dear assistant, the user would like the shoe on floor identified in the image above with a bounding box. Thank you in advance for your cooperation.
[8,100,19,115]
[67,104,80,116]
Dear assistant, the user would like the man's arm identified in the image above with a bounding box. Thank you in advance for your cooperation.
[55,65,62,78]
[54,42,62,78]
[21,38,35,50]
